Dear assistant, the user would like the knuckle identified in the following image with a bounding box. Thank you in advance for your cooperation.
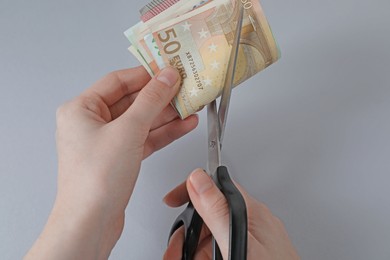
[145,140,156,154]
[164,127,177,141]
[255,201,276,224]
[105,71,118,80]
[206,194,229,219]
[142,81,167,105]
[78,95,101,114]
[55,105,66,120]
[195,249,212,260]
[257,201,272,215]
[126,109,151,131]
[105,71,128,96]
[56,100,74,123]
[273,215,286,229]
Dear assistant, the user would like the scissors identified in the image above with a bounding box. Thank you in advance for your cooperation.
[168,4,248,260]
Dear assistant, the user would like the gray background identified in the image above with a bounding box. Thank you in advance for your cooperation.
[1,0,390,259]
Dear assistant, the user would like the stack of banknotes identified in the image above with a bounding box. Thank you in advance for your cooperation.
[125,0,280,119]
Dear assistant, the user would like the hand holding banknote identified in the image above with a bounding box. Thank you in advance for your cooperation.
[25,67,199,259]
[164,169,300,260]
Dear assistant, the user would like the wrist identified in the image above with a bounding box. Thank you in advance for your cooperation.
[25,199,124,260]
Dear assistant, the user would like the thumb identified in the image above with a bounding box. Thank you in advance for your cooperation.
[187,169,230,259]
[123,67,181,129]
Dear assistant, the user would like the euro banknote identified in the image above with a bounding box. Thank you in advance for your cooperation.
[125,0,280,119]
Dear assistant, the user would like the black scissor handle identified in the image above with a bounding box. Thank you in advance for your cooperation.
[214,166,248,260]
[168,202,203,260]
[168,166,248,260]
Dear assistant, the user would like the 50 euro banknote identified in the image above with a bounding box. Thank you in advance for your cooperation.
[125,0,280,119]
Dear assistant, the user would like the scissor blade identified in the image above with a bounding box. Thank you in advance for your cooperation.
[218,3,245,146]
[207,100,221,177]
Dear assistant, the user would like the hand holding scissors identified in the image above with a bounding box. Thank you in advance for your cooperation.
[164,169,300,260]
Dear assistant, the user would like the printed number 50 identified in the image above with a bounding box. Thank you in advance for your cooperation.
[158,29,182,55]
[241,0,253,9]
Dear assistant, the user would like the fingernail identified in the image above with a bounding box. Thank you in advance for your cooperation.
[190,169,213,194]
[162,195,168,204]
[157,67,179,87]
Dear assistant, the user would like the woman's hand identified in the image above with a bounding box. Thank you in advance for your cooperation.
[25,67,198,260]
[164,169,300,260]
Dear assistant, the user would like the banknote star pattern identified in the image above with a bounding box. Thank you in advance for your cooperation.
[203,77,212,87]
[181,21,192,32]
[208,43,218,52]
[129,0,280,120]
[211,60,220,70]
[198,28,209,39]
[190,87,200,97]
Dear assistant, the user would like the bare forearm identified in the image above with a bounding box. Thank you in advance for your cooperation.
[25,202,120,260]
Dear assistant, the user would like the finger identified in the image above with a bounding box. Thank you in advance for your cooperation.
[229,181,281,243]
[232,181,275,224]
[110,95,180,130]
[231,181,260,212]
[163,181,189,207]
[187,169,230,260]
[150,105,180,131]
[122,67,181,129]
[143,114,198,158]
[108,92,138,120]
[198,223,212,246]
[164,227,185,260]
[164,220,212,260]
[194,235,213,260]
[84,66,151,107]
